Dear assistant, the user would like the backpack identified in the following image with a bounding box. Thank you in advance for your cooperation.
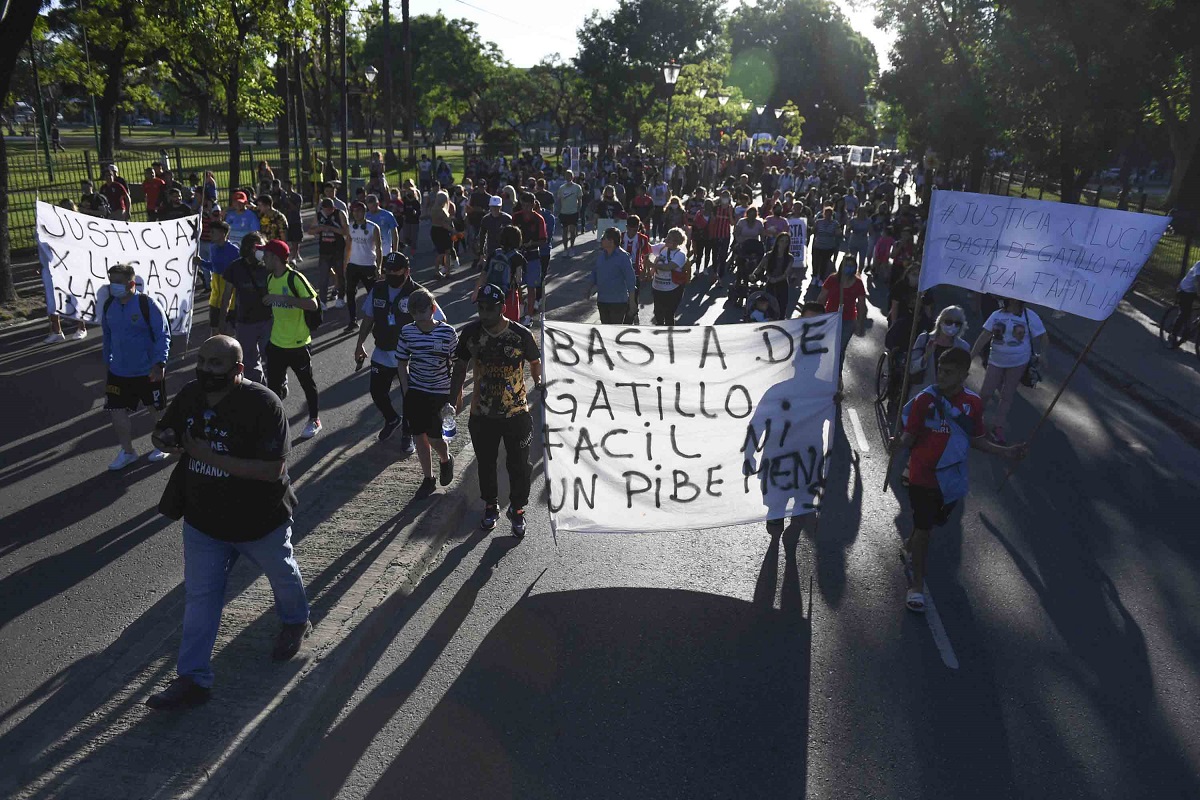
[285,270,324,332]
[484,249,514,292]
[103,293,154,339]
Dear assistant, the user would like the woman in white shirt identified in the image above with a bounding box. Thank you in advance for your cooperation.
[651,228,690,327]
[971,298,1049,443]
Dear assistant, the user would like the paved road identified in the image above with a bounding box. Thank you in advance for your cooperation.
[273,247,1200,799]
[3,212,1199,798]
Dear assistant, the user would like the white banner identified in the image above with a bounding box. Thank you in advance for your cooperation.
[541,315,841,533]
[787,218,808,266]
[36,201,199,334]
[849,146,874,165]
[920,191,1172,320]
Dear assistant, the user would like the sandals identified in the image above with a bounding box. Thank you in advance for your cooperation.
[905,590,926,613]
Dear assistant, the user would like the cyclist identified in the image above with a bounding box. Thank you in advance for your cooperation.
[1174,259,1199,342]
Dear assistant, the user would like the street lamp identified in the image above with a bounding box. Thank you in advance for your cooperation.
[717,94,730,106]
[364,65,379,151]
[740,100,751,112]
[774,108,784,119]
[694,87,707,99]
[662,61,681,169]
[755,105,766,116]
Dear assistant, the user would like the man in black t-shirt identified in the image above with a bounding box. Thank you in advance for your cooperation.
[448,284,543,537]
[145,335,311,711]
[218,232,273,384]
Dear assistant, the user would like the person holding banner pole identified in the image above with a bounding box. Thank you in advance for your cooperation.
[971,298,1048,445]
[891,347,1027,613]
[101,263,172,471]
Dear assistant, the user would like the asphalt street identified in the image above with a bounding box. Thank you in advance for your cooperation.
[2,210,1199,798]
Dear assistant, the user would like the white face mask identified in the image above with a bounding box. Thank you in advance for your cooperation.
[941,322,963,336]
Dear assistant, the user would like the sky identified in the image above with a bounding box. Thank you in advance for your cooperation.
[408,0,896,72]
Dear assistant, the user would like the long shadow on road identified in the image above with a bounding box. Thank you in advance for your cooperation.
[353,586,812,800]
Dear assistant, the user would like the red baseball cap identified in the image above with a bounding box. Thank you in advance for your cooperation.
[256,239,290,260]
[232,190,249,203]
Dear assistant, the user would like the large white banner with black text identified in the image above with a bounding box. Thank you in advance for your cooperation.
[36,200,199,334]
[920,191,1172,320]
[541,315,840,533]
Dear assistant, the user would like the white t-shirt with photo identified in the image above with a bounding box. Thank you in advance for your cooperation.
[983,308,1046,369]
[651,247,688,292]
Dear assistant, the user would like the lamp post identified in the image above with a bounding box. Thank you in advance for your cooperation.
[740,100,751,112]
[662,61,681,169]
[694,87,707,99]
[717,94,730,107]
[756,105,766,116]
[364,65,378,152]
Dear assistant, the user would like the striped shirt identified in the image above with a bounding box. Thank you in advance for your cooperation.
[395,321,458,393]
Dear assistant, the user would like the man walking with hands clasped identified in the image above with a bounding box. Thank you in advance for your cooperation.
[144,335,310,710]
[448,284,543,537]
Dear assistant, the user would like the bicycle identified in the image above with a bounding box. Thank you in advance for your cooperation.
[1157,304,1200,358]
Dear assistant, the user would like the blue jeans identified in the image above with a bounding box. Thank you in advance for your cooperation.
[178,521,309,688]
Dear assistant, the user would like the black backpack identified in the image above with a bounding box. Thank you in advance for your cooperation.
[285,270,324,332]
[103,293,155,338]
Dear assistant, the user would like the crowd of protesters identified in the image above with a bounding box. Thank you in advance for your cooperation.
[36,137,1054,708]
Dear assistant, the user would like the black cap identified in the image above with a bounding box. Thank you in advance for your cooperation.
[383,251,410,271]
[477,284,505,305]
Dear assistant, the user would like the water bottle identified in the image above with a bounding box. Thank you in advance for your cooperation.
[441,405,457,441]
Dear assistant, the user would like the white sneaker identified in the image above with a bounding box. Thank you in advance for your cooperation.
[43,332,66,344]
[108,449,139,471]
[72,328,88,340]
[334,298,346,309]
[300,419,322,440]
[146,448,169,462]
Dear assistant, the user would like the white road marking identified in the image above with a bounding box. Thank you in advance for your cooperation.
[921,584,960,670]
[847,407,870,453]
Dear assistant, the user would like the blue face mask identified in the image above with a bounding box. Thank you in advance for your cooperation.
[109,283,128,298]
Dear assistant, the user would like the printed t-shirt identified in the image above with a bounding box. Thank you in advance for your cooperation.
[651,247,688,292]
[454,319,541,418]
[158,379,295,542]
[904,387,984,489]
[266,269,317,348]
[396,321,458,393]
[821,275,867,320]
[982,309,1045,369]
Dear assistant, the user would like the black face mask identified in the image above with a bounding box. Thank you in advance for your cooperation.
[386,274,407,288]
[196,366,236,392]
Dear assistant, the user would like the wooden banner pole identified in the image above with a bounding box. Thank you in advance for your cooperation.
[882,289,927,492]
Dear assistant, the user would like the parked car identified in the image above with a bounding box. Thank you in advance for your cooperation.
[135,117,154,127]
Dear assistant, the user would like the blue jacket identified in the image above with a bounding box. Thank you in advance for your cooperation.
[591,247,637,304]
[102,292,171,377]
[225,209,260,246]
[201,241,240,277]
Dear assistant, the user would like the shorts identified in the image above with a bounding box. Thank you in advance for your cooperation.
[431,226,453,254]
[105,371,166,412]
[907,484,957,530]
[560,212,579,227]
[404,388,449,438]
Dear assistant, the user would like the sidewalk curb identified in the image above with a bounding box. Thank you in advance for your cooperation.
[1044,292,1200,449]
[193,439,479,800]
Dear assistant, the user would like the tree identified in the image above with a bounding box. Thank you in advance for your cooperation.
[0,0,46,302]
[1147,0,1200,212]
[528,55,589,151]
[875,0,996,191]
[727,0,876,145]
[47,0,168,159]
[362,13,500,138]
[575,0,724,147]
[639,60,747,164]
